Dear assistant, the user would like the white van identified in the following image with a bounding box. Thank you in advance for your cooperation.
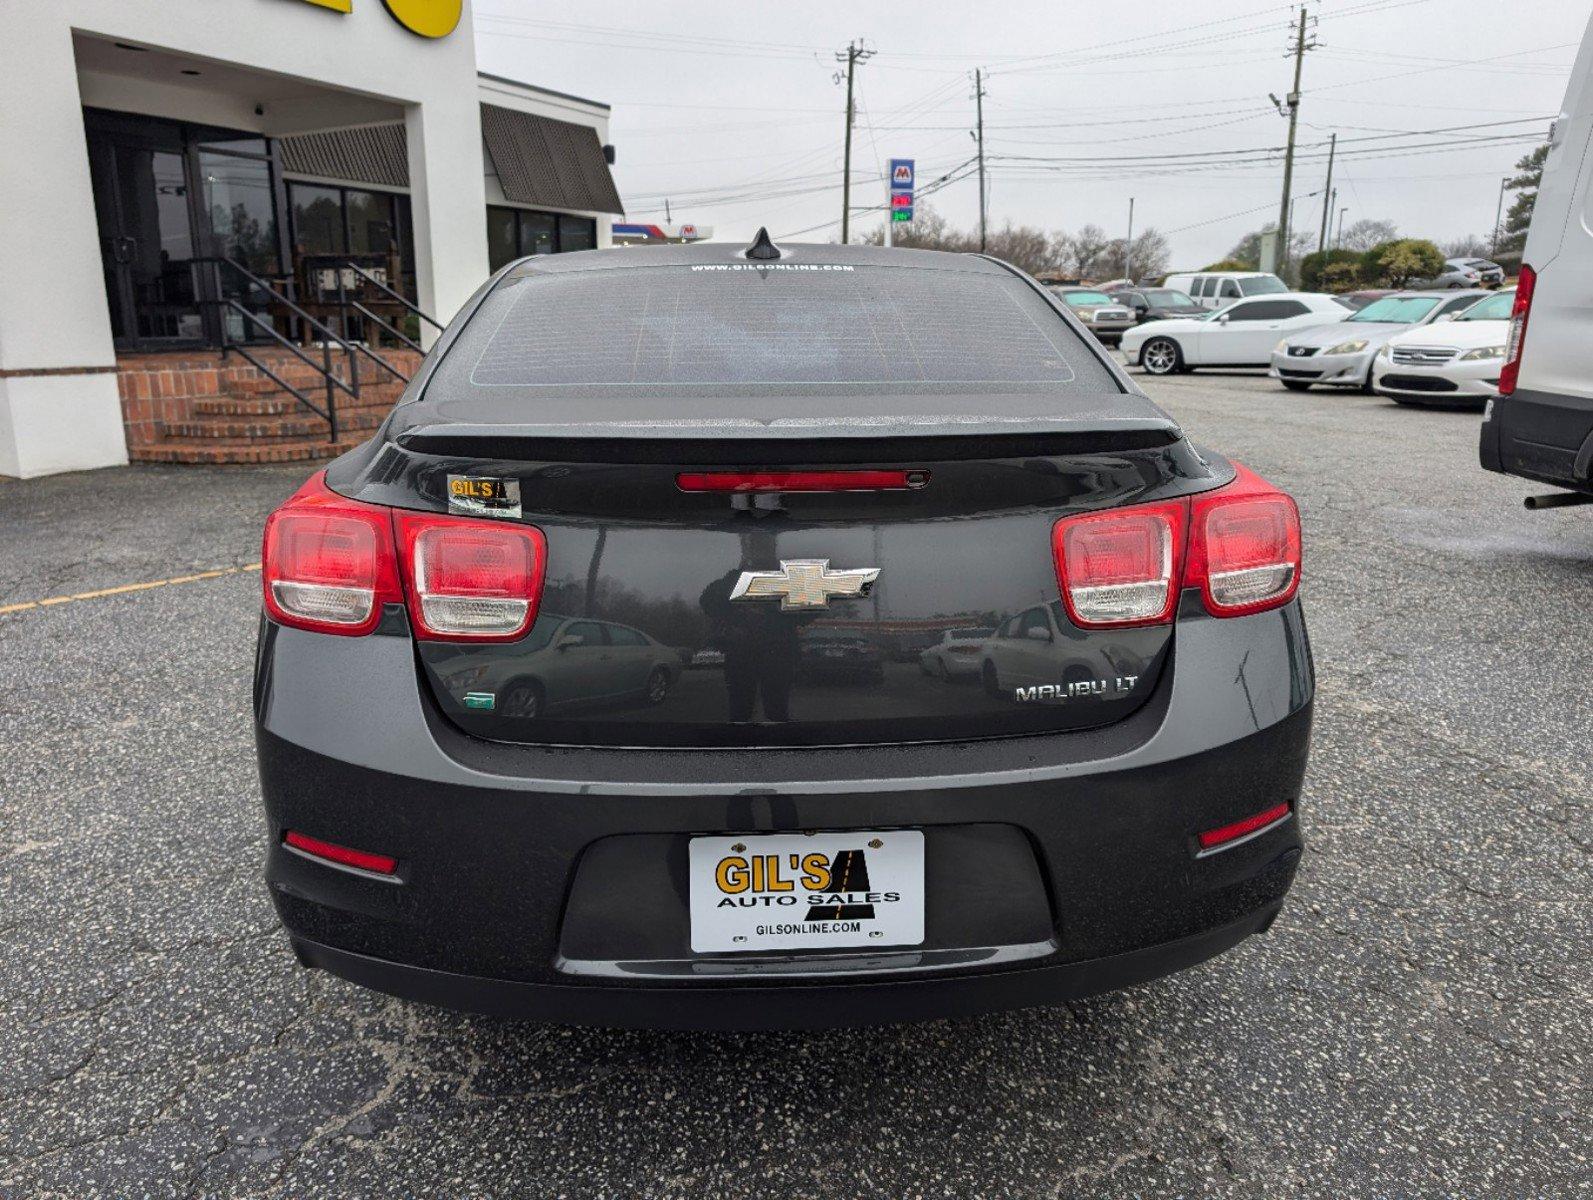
[1479,10,1593,503]
[1163,270,1290,310]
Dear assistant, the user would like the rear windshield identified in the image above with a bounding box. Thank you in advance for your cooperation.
[439,263,1120,396]
[1238,275,1288,296]
[1349,296,1441,323]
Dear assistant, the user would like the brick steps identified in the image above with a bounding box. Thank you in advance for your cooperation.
[159,406,390,442]
[134,436,370,465]
[120,346,421,465]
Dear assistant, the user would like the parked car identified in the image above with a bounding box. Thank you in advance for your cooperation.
[1334,289,1397,311]
[1410,256,1506,290]
[1270,290,1488,392]
[431,615,681,719]
[1481,9,1593,504]
[1048,287,1137,345]
[1121,292,1349,375]
[918,626,994,680]
[255,235,1312,1028]
[798,631,886,685]
[1108,286,1206,323]
[1372,288,1514,407]
[1163,270,1288,310]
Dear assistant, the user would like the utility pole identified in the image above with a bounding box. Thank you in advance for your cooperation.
[1124,197,1135,281]
[973,68,988,252]
[664,198,671,224]
[1272,5,1316,279]
[1317,132,1336,252]
[835,40,874,244]
[1491,175,1509,256]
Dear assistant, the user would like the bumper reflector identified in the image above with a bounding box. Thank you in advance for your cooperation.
[283,830,398,875]
[1196,802,1292,854]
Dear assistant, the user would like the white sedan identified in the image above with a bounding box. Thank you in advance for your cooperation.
[1121,292,1349,375]
[1371,289,1514,408]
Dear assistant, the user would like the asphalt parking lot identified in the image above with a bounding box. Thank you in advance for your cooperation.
[2,371,1589,1199]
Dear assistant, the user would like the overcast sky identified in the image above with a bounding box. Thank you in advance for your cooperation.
[474,0,1591,266]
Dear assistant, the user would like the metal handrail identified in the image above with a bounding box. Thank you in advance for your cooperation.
[349,300,422,357]
[193,256,366,442]
[341,262,443,331]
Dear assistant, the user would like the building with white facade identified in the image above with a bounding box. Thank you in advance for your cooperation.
[0,0,623,476]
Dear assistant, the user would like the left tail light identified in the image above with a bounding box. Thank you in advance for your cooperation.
[262,474,401,636]
[262,472,546,641]
[394,514,546,641]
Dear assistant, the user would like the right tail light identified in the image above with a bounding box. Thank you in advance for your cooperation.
[1498,263,1535,396]
[1053,462,1301,627]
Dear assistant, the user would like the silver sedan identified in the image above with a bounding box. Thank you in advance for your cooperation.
[1268,291,1488,391]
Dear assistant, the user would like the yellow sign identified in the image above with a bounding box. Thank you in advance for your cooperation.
[286,0,460,38]
[380,0,462,38]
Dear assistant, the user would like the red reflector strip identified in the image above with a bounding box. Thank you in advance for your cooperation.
[1196,802,1292,852]
[676,469,928,493]
[283,830,398,875]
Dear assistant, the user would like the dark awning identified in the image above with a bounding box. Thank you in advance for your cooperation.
[480,104,623,215]
[278,123,409,189]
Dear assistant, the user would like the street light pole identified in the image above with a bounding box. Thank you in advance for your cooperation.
[1336,206,1348,248]
[1124,197,1135,282]
[1492,176,1509,257]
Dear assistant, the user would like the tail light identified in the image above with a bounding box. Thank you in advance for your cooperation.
[1053,502,1185,627]
[394,515,546,641]
[1185,465,1301,616]
[262,474,401,636]
[262,472,546,642]
[1498,263,1534,396]
[1052,464,1300,627]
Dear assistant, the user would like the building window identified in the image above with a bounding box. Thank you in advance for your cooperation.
[486,206,597,270]
[287,181,413,297]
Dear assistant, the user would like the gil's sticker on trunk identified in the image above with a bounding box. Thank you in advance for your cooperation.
[688,830,924,953]
[446,475,521,519]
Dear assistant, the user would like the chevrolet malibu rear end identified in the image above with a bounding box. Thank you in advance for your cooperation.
[254,240,1313,1029]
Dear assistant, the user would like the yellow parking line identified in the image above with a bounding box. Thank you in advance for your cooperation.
[0,562,261,616]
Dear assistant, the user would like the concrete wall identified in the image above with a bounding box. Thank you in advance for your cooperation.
[0,0,490,477]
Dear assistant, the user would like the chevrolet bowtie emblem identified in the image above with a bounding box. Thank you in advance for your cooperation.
[730,559,881,610]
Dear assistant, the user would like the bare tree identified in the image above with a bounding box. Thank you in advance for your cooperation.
[1101,228,1171,282]
[982,221,1060,276]
[1442,233,1492,259]
[1059,224,1114,279]
[1227,224,1313,271]
[1338,218,1398,252]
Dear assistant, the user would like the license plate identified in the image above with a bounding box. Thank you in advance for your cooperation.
[688,830,925,954]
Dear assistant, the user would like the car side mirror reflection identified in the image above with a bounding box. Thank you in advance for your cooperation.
[557,634,586,651]
[1025,626,1052,642]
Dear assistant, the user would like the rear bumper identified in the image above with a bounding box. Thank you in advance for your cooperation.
[1480,386,1593,494]
[255,595,1314,1027]
[287,895,1291,1030]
